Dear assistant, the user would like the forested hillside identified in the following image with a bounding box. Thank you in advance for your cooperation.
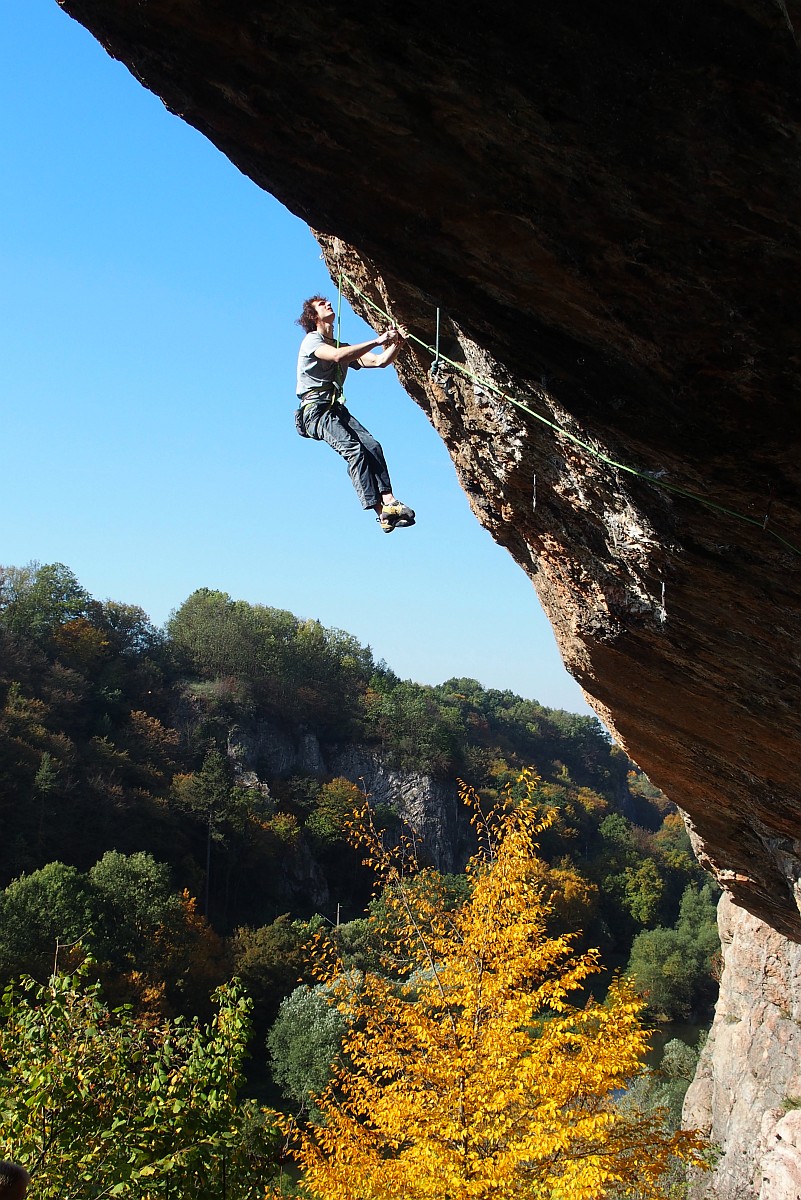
[0,562,718,1043]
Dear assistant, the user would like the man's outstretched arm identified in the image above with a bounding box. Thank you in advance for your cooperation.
[358,326,409,369]
[313,329,395,366]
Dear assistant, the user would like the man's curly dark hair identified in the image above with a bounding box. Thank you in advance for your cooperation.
[296,296,328,333]
[0,1162,29,1199]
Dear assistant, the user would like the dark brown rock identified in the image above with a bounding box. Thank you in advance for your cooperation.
[54,0,801,947]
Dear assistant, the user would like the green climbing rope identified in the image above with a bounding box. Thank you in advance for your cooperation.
[336,273,343,349]
[333,272,347,402]
[338,271,801,559]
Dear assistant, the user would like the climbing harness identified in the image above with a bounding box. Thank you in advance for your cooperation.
[299,385,343,409]
[295,385,344,439]
[336,271,801,560]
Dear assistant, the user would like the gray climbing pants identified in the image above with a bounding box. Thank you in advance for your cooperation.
[300,400,392,510]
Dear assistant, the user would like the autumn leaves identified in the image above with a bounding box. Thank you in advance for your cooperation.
[280,774,708,1200]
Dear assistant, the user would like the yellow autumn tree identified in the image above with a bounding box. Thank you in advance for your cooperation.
[284,770,707,1200]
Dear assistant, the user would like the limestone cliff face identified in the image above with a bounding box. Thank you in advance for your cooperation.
[50,1,801,1191]
[685,895,801,1199]
[329,746,469,873]
[226,718,467,872]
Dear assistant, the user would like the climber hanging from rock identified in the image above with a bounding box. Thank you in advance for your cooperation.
[294,295,415,534]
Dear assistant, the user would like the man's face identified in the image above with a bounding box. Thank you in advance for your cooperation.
[314,298,334,322]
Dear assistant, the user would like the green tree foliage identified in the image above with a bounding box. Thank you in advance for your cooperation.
[167,589,374,735]
[0,862,93,980]
[0,560,718,1045]
[0,568,177,885]
[267,982,349,1115]
[33,750,58,797]
[618,1036,706,1196]
[0,966,279,1198]
[305,777,362,846]
[168,588,268,682]
[627,1037,705,1132]
[230,915,321,1043]
[88,850,183,970]
[363,676,466,776]
[627,883,720,1019]
[332,917,384,974]
[423,676,624,792]
[0,852,227,1019]
[170,749,272,927]
[99,600,164,659]
[622,858,665,926]
[0,562,89,646]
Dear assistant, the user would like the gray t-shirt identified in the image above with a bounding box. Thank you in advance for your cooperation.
[296,331,360,399]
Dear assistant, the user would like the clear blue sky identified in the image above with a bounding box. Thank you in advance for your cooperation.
[2,0,592,715]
